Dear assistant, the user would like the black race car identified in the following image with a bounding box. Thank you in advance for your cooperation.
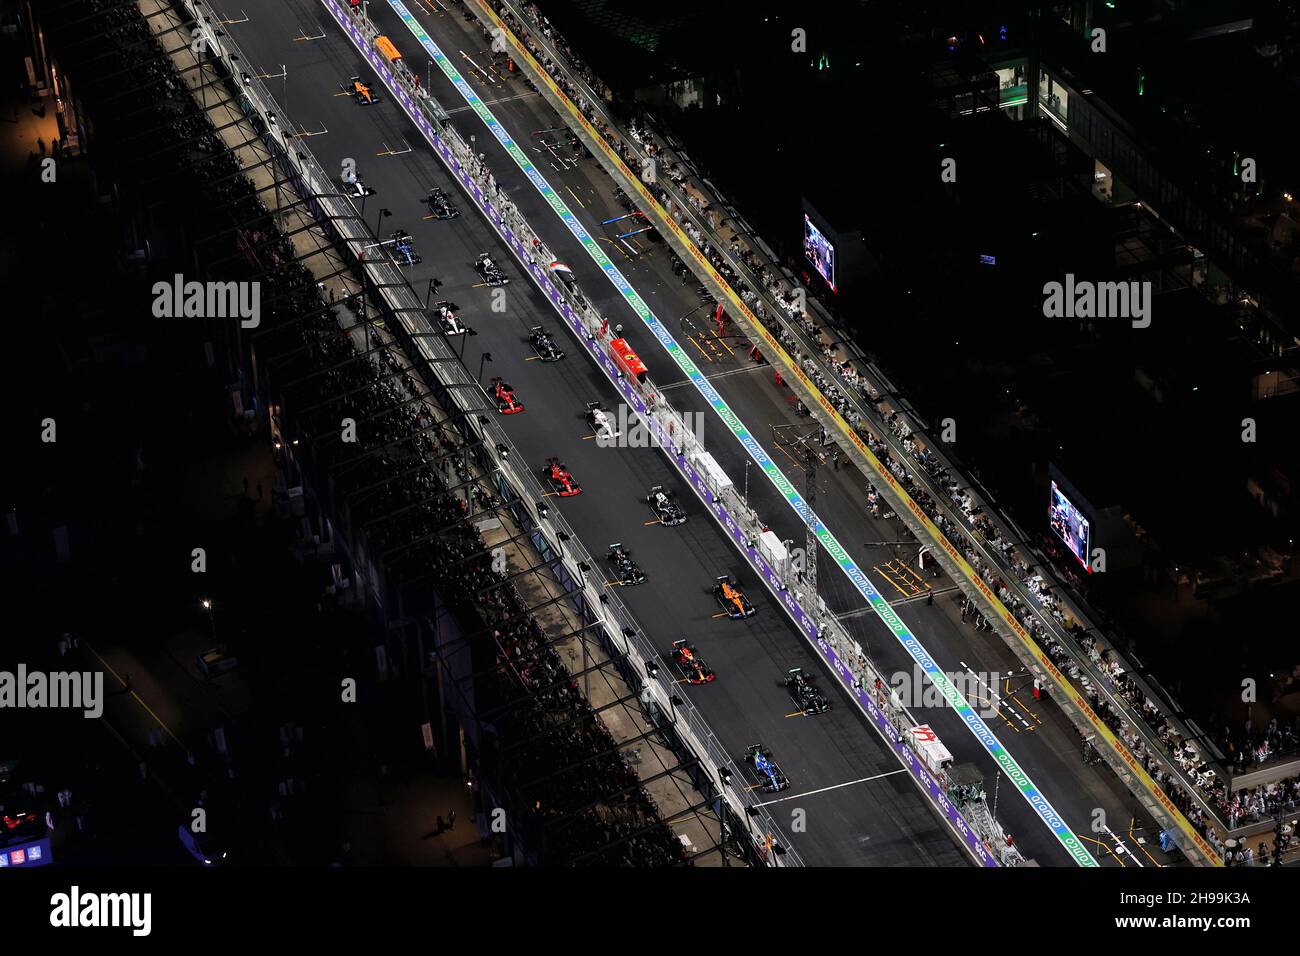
[606,543,646,586]
[474,251,509,285]
[645,485,686,526]
[541,457,581,497]
[528,326,565,362]
[713,574,756,619]
[490,377,524,415]
[785,667,831,715]
[670,640,714,684]
[390,229,421,267]
[744,744,789,793]
[342,76,381,105]
[426,186,460,220]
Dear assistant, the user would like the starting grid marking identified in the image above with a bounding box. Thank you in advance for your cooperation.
[381,0,1096,867]
[874,559,929,597]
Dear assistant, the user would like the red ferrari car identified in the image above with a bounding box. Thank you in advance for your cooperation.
[491,377,524,414]
[541,457,582,497]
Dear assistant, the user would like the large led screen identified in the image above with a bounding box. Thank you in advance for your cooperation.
[803,213,837,291]
[1050,480,1092,571]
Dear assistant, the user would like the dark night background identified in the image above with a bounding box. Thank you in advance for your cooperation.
[2,0,1299,877]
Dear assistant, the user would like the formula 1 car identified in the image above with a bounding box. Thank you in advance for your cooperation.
[744,744,789,793]
[490,377,524,415]
[605,542,646,586]
[670,640,714,684]
[390,229,422,267]
[713,574,756,619]
[426,186,460,220]
[528,326,565,362]
[343,176,375,198]
[586,402,619,444]
[474,251,510,285]
[785,667,831,715]
[541,457,582,497]
[645,485,686,527]
[342,76,380,105]
[432,300,467,335]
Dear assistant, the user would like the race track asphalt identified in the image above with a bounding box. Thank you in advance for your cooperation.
[222,0,1173,867]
